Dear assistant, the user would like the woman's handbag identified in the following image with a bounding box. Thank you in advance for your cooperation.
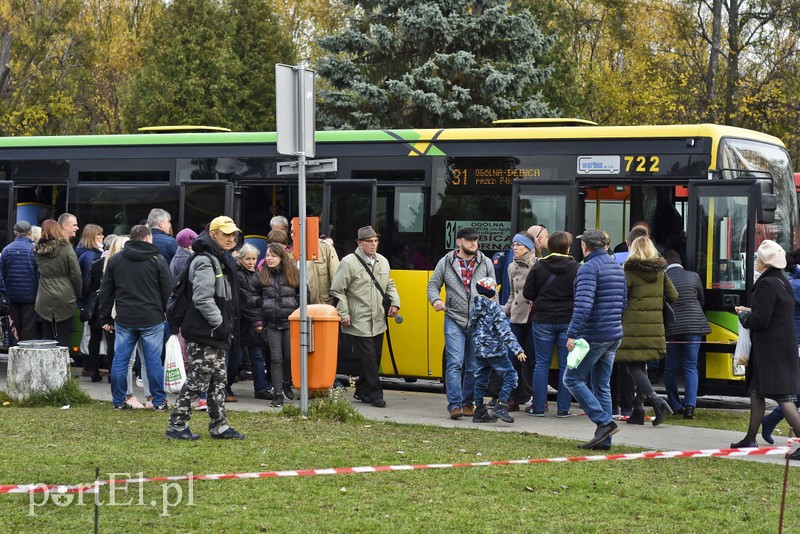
[80,290,100,323]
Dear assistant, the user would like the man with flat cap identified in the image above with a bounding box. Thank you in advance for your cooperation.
[427,226,495,419]
[331,225,400,407]
[563,228,627,450]
[1,221,39,341]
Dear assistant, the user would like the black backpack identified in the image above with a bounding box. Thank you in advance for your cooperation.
[166,254,207,330]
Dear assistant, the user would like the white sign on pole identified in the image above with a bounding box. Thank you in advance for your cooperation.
[275,64,315,157]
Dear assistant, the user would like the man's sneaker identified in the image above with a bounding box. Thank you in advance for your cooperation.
[283,383,296,401]
[165,427,200,440]
[557,410,572,418]
[194,399,208,411]
[271,394,284,408]
[254,389,274,400]
[507,399,520,412]
[578,421,619,449]
[153,402,169,411]
[472,405,498,423]
[136,376,143,388]
[789,448,800,461]
[212,427,246,440]
[491,401,515,423]
[525,405,545,417]
[113,404,131,411]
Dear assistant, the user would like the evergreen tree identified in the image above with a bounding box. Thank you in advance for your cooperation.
[121,0,293,131]
[316,0,556,129]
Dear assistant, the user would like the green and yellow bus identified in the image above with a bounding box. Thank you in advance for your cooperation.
[0,122,795,395]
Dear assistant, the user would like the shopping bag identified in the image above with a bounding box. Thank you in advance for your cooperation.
[80,322,108,356]
[164,334,187,394]
[733,320,751,366]
[567,338,590,369]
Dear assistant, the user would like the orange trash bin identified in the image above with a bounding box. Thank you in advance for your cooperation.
[290,304,340,392]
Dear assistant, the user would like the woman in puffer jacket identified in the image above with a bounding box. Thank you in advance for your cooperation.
[616,236,678,427]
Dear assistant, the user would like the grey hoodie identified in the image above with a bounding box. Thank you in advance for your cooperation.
[427,250,494,330]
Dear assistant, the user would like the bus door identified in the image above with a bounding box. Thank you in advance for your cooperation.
[322,179,377,260]
[512,180,578,251]
[687,180,756,391]
[180,181,233,234]
[0,181,12,247]
[322,179,376,376]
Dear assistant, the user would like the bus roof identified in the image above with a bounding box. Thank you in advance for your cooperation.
[0,123,785,149]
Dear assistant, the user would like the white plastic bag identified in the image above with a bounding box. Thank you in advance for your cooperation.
[164,334,186,393]
[80,322,107,356]
[734,320,751,366]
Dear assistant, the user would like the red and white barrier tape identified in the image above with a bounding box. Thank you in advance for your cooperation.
[2,441,797,495]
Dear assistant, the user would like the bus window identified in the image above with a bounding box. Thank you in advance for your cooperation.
[72,185,180,237]
[377,186,428,270]
[694,193,749,290]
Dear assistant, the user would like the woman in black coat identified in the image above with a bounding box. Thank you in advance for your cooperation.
[732,240,800,456]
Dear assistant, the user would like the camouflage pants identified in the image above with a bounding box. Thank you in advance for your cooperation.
[168,342,229,435]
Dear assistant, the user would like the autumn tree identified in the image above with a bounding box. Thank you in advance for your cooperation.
[316,0,556,129]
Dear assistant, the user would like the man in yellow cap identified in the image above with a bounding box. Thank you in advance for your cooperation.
[167,216,245,440]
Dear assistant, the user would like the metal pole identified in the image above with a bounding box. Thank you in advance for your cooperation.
[296,62,309,416]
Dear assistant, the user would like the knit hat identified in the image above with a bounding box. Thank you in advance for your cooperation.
[475,277,497,298]
[176,228,198,248]
[512,233,534,251]
[756,239,787,269]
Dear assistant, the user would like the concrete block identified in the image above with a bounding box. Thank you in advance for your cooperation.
[6,344,70,401]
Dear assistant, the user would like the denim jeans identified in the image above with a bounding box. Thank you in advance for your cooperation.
[247,345,268,393]
[444,315,477,411]
[532,323,572,413]
[111,323,166,407]
[664,335,701,410]
[474,355,518,405]
[563,339,620,427]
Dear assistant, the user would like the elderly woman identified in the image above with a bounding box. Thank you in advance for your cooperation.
[732,240,800,459]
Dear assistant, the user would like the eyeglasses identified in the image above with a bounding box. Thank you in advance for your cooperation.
[535,225,547,239]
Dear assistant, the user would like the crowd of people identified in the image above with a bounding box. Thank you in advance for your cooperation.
[1,210,798,452]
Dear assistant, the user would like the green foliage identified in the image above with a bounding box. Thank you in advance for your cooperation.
[316,0,556,129]
[0,378,92,408]
[281,387,366,423]
[120,0,295,132]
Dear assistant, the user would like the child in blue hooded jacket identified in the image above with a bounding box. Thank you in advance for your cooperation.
[469,277,527,423]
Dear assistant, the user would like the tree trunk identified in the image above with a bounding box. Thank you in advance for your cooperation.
[724,0,740,125]
[705,0,722,122]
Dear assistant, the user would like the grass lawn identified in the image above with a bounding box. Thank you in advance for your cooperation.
[1,400,799,532]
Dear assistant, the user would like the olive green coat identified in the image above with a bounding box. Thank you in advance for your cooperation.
[34,238,82,322]
[616,257,678,362]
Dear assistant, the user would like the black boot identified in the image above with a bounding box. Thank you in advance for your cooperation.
[650,394,673,427]
[627,396,645,425]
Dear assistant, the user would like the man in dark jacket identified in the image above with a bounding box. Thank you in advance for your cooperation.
[148,208,178,264]
[564,229,627,450]
[99,225,172,411]
[166,216,245,440]
[1,221,39,341]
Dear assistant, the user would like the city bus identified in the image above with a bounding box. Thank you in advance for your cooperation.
[0,123,795,395]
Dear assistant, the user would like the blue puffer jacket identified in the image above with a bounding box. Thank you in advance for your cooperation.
[469,295,523,359]
[0,237,39,303]
[75,245,101,298]
[567,249,627,343]
[787,266,800,344]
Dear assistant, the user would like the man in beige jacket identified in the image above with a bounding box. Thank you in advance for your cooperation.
[330,226,400,407]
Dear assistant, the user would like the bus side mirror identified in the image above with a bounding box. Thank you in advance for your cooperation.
[755,180,776,224]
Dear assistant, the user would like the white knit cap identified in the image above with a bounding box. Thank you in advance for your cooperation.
[756,239,787,269]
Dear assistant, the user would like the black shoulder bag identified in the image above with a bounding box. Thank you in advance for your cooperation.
[353,254,399,376]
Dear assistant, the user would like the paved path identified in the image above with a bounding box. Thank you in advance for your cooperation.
[2,362,797,467]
